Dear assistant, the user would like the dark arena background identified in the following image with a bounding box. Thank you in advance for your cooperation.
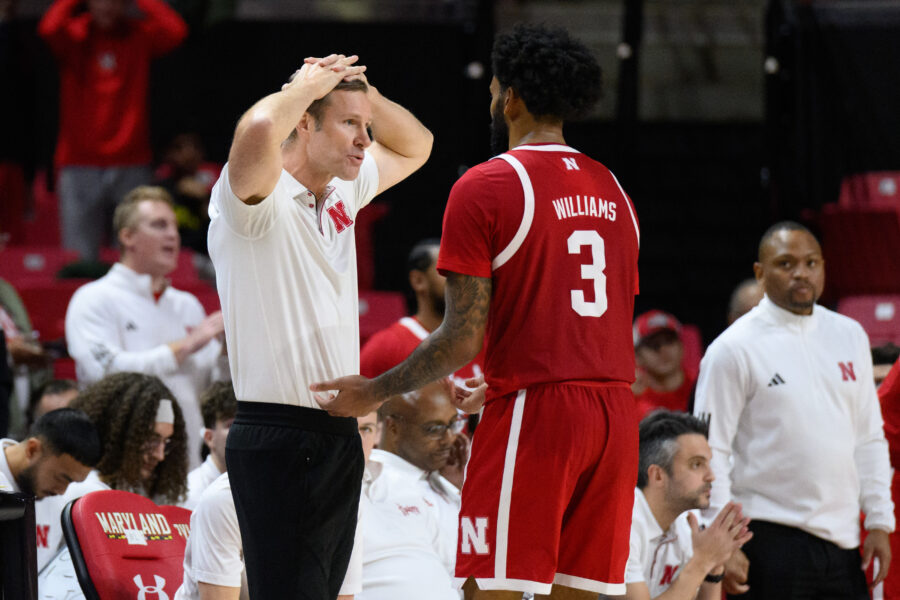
[3,0,900,350]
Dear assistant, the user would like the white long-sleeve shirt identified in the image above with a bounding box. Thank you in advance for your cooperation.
[65,263,228,466]
[694,295,894,548]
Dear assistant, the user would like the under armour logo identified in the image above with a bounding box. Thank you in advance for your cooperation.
[126,321,138,331]
[767,373,786,387]
[134,574,168,600]
[562,157,579,171]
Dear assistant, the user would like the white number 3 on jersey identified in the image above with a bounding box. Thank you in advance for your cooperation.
[567,230,608,317]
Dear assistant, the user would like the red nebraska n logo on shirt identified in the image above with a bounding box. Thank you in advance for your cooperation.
[659,565,679,586]
[36,525,49,548]
[839,362,856,381]
[326,200,354,233]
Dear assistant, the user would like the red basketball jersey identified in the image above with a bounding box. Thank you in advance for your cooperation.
[438,143,640,400]
[360,316,485,385]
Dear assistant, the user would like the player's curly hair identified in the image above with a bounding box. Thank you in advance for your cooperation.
[491,23,602,121]
[70,373,188,504]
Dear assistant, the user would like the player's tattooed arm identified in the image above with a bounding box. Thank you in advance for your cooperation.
[373,272,491,398]
[311,272,490,417]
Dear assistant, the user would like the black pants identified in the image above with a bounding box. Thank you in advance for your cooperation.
[226,402,364,600]
[728,520,868,600]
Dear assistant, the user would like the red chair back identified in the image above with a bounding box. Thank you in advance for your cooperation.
[16,279,88,342]
[359,291,406,346]
[62,490,188,600]
[839,171,900,207]
[837,295,900,347]
[0,247,80,284]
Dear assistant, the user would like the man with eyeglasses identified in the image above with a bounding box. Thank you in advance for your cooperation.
[356,379,463,600]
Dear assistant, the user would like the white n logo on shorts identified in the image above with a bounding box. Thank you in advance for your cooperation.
[562,157,579,171]
[460,517,490,555]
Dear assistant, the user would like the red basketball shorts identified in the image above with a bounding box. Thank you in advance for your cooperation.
[454,382,638,595]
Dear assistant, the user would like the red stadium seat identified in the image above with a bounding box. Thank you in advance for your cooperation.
[818,203,900,300]
[359,291,406,345]
[0,247,80,284]
[62,490,189,600]
[837,295,900,346]
[839,171,900,207]
[16,279,88,342]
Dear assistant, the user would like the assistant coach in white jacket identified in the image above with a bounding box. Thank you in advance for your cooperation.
[694,221,894,599]
[66,186,228,468]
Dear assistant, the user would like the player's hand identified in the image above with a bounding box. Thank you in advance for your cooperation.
[440,432,470,490]
[723,547,751,594]
[284,55,366,99]
[862,528,891,587]
[310,375,381,417]
[453,376,487,414]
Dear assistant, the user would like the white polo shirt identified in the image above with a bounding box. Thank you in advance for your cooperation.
[208,154,379,408]
[182,455,222,510]
[0,439,19,493]
[625,488,696,597]
[358,449,461,600]
[175,473,245,599]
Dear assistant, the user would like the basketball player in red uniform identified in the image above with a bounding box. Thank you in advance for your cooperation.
[313,24,640,599]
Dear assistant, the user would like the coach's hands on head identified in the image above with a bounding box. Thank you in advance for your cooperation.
[283,54,366,99]
[310,375,382,418]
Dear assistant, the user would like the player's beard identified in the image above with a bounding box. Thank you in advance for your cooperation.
[17,464,37,496]
[490,102,509,156]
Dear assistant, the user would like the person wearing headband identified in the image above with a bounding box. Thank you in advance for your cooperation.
[33,372,189,575]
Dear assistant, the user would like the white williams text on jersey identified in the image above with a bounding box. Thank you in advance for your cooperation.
[552,195,617,222]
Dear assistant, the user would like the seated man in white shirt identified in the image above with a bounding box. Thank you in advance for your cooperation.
[175,411,381,600]
[183,381,235,509]
[0,407,100,498]
[625,410,752,600]
[358,379,466,600]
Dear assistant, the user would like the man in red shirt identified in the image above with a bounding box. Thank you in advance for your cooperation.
[360,238,485,387]
[632,310,697,418]
[314,23,640,599]
[38,0,188,260]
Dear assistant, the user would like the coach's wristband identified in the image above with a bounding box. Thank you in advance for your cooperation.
[704,572,725,584]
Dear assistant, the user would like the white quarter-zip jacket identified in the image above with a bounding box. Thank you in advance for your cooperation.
[695,296,894,548]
